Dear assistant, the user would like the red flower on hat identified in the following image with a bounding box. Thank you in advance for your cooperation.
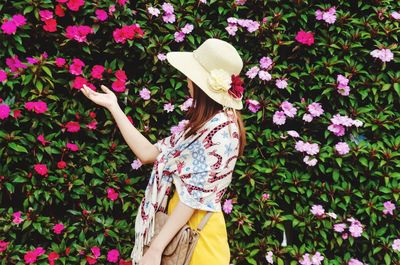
[228,74,245,99]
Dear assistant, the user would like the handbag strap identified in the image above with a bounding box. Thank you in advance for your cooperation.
[195,211,213,231]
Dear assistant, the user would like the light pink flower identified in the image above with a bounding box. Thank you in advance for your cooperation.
[392,239,400,251]
[246,99,261,113]
[222,199,233,214]
[303,155,317,166]
[259,56,273,70]
[382,201,396,215]
[307,102,324,117]
[275,78,288,89]
[164,102,174,112]
[333,223,346,232]
[131,159,142,169]
[148,7,160,17]
[335,142,350,155]
[273,111,286,125]
[280,101,297,118]
[310,204,325,216]
[245,66,260,79]
[139,87,151,100]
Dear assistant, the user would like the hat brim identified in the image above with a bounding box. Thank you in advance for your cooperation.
[166,51,243,110]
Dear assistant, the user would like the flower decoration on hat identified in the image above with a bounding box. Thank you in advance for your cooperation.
[207,69,245,100]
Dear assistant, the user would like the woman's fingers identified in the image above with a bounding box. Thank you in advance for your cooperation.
[100,84,111,94]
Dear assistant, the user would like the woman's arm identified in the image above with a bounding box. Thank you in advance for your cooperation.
[80,84,160,165]
[148,200,196,253]
[108,104,160,165]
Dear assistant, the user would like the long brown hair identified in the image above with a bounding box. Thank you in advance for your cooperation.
[182,80,247,158]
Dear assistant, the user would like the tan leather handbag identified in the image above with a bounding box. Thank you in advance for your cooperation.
[142,209,213,265]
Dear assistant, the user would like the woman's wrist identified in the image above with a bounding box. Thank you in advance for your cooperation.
[107,102,120,113]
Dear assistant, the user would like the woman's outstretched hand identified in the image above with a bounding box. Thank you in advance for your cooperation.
[80,84,118,110]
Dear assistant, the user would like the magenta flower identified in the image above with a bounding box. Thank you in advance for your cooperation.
[53,223,65,234]
[91,65,105,79]
[0,104,11,120]
[66,142,79,151]
[24,101,48,114]
[0,240,10,253]
[95,9,108,21]
[107,249,119,263]
[34,164,48,176]
[65,25,94,42]
[12,211,23,224]
[69,58,85,75]
[295,30,315,46]
[107,188,119,201]
[65,121,81,132]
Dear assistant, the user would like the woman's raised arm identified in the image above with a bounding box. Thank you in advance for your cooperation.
[80,84,160,164]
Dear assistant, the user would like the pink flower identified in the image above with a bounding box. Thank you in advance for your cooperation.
[1,19,17,35]
[0,70,7,82]
[303,113,313,122]
[280,101,297,118]
[66,0,85,12]
[174,31,185,42]
[262,193,270,200]
[335,142,350,155]
[328,124,346,136]
[348,258,364,265]
[273,110,286,125]
[12,211,23,224]
[148,7,160,17]
[310,204,325,216]
[53,223,65,234]
[370,48,394,62]
[0,104,11,120]
[107,188,119,201]
[12,14,27,27]
[39,10,53,21]
[299,253,312,265]
[349,222,363,237]
[222,199,233,214]
[65,25,94,42]
[69,58,85,75]
[180,98,193,111]
[91,65,104,79]
[107,249,119,263]
[0,240,10,253]
[34,164,48,176]
[259,56,273,70]
[392,239,400,251]
[95,9,108,21]
[258,70,272,81]
[24,101,48,114]
[333,223,347,232]
[161,2,174,14]
[65,121,80,132]
[287,130,300,138]
[295,30,314,46]
[66,142,79,151]
[311,251,324,265]
[139,88,151,100]
[112,79,126,92]
[24,247,46,264]
[164,102,174,112]
[115,70,127,81]
[303,155,317,166]
[382,201,396,215]
[275,78,288,89]
[91,246,101,258]
[55,57,66,67]
[307,102,324,117]
[246,99,261,113]
[245,66,260,79]
[131,159,143,170]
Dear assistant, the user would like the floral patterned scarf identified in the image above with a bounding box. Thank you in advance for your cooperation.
[130,109,240,264]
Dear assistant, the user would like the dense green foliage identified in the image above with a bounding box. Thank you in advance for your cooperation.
[0,0,399,264]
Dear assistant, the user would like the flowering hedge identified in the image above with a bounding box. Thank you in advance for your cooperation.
[1,0,400,264]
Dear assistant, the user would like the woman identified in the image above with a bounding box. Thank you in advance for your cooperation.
[80,38,246,265]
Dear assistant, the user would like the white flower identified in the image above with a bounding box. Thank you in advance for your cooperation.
[207,69,232,93]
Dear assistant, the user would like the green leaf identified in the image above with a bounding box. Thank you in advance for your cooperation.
[8,142,28,153]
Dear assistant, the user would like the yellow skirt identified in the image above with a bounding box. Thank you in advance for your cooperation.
[167,188,231,265]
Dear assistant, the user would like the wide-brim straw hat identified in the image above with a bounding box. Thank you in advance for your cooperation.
[166,38,244,110]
